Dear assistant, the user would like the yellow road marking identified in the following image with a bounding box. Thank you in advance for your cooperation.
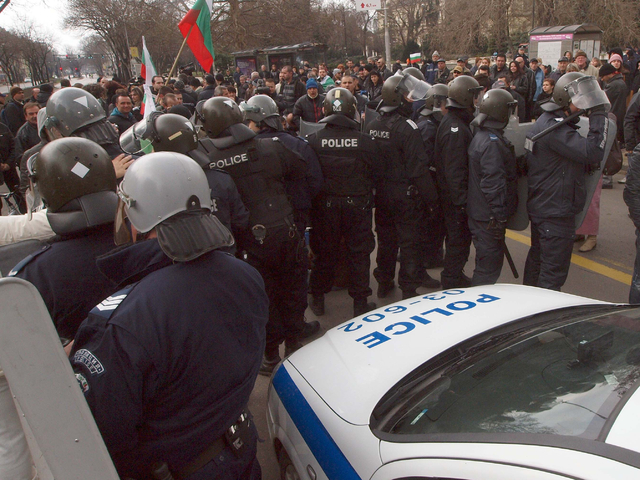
[505,230,632,286]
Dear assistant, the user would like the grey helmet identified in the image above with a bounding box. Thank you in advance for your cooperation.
[240,94,281,130]
[323,87,356,118]
[201,97,244,138]
[34,137,117,234]
[472,88,517,129]
[552,71,584,109]
[379,75,405,112]
[403,66,425,80]
[120,112,198,155]
[421,84,449,119]
[115,152,233,260]
[447,75,483,109]
[44,87,106,137]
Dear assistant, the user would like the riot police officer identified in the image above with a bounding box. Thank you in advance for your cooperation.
[524,72,609,290]
[10,138,119,340]
[435,75,483,289]
[467,89,518,285]
[416,84,449,286]
[119,112,250,243]
[367,71,439,299]
[199,97,318,374]
[71,152,266,480]
[240,94,323,235]
[304,88,378,316]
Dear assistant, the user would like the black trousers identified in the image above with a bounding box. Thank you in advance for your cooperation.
[309,195,375,300]
[240,226,308,354]
[523,216,575,291]
[373,194,423,294]
[468,217,504,286]
[441,200,472,287]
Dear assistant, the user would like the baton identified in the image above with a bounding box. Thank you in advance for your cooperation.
[502,239,519,279]
[530,109,585,142]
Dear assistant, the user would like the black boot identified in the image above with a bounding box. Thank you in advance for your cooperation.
[259,345,281,376]
[421,271,441,289]
[298,319,320,339]
[308,294,325,316]
[354,298,376,317]
[377,281,395,298]
[402,290,418,300]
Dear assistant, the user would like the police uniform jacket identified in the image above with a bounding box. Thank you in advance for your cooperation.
[367,106,438,205]
[526,110,607,218]
[0,122,15,173]
[416,114,439,170]
[624,91,640,151]
[305,120,377,198]
[435,108,475,206]
[467,127,518,222]
[70,239,268,479]
[10,224,118,339]
[624,144,640,230]
[603,74,629,141]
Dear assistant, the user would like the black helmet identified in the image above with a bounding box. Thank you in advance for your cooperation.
[323,87,356,118]
[201,97,244,138]
[421,84,449,117]
[240,94,281,130]
[403,66,425,80]
[447,75,482,109]
[120,112,198,155]
[472,89,517,129]
[379,75,404,112]
[552,71,584,109]
[44,87,106,137]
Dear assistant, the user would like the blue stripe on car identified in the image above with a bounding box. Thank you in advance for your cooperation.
[272,364,362,480]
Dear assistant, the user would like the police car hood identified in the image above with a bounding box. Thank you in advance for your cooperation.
[286,285,608,425]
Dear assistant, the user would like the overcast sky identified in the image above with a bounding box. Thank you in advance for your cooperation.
[0,0,83,52]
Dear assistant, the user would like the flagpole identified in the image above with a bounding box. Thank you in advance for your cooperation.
[168,24,195,80]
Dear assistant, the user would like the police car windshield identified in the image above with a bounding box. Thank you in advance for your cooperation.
[375,305,640,439]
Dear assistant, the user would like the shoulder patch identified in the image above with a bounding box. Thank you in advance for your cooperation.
[73,349,105,375]
[451,126,459,133]
[489,133,498,141]
[406,119,418,129]
[8,244,51,276]
[75,373,90,393]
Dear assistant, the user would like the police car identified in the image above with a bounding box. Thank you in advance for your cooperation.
[267,285,640,479]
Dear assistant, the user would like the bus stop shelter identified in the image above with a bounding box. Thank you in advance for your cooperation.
[529,24,603,66]
[232,42,327,76]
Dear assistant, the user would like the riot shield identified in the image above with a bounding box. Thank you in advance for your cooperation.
[0,277,120,480]
[299,120,325,138]
[504,117,533,231]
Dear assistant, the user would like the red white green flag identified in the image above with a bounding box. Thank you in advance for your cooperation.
[140,36,157,86]
[179,0,215,73]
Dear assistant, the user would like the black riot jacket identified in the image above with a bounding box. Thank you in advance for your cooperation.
[467,127,518,222]
[435,107,475,206]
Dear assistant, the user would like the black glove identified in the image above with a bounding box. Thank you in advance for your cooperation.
[487,218,506,240]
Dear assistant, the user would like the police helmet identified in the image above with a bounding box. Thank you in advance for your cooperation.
[421,84,449,116]
[201,97,244,138]
[379,75,405,112]
[447,75,482,109]
[552,71,584,109]
[473,88,517,129]
[403,66,425,80]
[115,152,233,260]
[35,137,116,213]
[44,87,106,137]
[323,87,356,118]
[240,94,281,130]
[120,112,198,155]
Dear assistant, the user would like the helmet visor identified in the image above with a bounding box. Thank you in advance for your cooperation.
[119,117,155,155]
[565,76,611,112]
[395,71,431,101]
[25,153,43,221]
[114,186,133,246]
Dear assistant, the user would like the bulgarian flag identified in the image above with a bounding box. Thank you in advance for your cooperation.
[140,36,157,86]
[179,0,215,73]
[409,52,422,64]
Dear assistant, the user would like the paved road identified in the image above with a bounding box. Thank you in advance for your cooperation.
[251,168,635,480]
[0,76,95,95]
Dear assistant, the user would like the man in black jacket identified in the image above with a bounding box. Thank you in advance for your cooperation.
[624,144,640,302]
[435,75,482,289]
[600,63,628,188]
[434,58,450,85]
[2,87,25,135]
[368,72,439,299]
[107,94,136,133]
[467,89,518,285]
[291,79,325,130]
[489,53,509,83]
[524,72,608,290]
[14,102,40,164]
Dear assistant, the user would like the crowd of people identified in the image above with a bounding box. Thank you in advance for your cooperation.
[0,43,638,480]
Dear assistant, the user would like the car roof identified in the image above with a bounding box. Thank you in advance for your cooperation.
[288,285,608,425]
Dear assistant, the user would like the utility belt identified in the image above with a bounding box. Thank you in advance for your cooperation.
[319,194,372,210]
[149,410,253,480]
[380,181,419,201]
[250,214,297,245]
